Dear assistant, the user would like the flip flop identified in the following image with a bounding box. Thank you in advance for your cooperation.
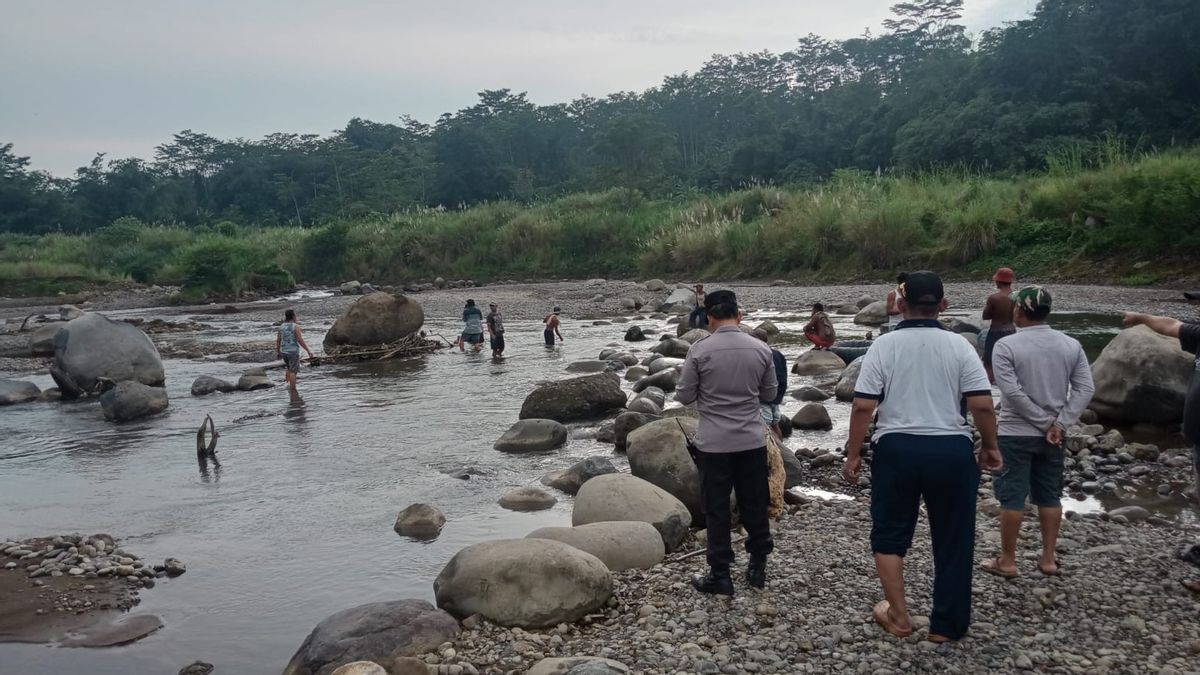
[926,633,952,644]
[873,600,913,638]
[1038,559,1063,576]
[1182,580,1200,594]
[981,557,1019,579]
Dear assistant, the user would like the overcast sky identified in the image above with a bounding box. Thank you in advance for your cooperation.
[1,0,1038,176]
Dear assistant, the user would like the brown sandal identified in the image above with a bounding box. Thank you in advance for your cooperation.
[873,600,914,638]
[981,557,1019,579]
[1038,559,1063,576]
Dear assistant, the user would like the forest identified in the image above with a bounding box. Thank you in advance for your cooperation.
[2,0,1199,297]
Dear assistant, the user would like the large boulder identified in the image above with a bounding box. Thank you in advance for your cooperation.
[633,387,667,409]
[626,418,702,521]
[322,293,424,350]
[632,369,679,393]
[50,313,164,395]
[541,456,618,495]
[792,349,847,376]
[433,539,612,628]
[526,522,665,571]
[659,288,697,311]
[854,301,888,326]
[626,397,661,415]
[190,375,235,397]
[0,379,40,405]
[394,504,446,539]
[30,322,66,356]
[282,599,460,675]
[792,403,833,430]
[678,328,711,344]
[498,486,558,511]
[777,442,803,488]
[573,474,691,552]
[650,338,691,359]
[494,419,569,453]
[856,294,875,309]
[624,366,648,381]
[527,658,631,675]
[835,356,865,402]
[623,326,646,342]
[237,373,274,391]
[648,357,684,374]
[613,411,662,450]
[644,279,666,292]
[519,373,627,422]
[1090,325,1193,423]
[99,381,169,422]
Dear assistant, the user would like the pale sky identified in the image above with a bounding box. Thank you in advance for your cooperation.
[1,0,1038,176]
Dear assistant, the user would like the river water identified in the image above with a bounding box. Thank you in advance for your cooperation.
[0,303,1187,674]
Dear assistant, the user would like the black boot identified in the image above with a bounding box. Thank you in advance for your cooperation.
[746,555,767,589]
[691,568,734,596]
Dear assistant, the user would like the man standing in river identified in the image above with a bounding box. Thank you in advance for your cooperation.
[983,267,1017,382]
[676,289,778,595]
[842,271,1002,642]
[885,272,907,333]
[486,303,505,358]
[982,286,1094,579]
[543,306,564,347]
[276,308,314,402]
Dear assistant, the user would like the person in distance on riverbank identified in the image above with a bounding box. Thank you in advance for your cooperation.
[884,272,907,334]
[486,303,505,358]
[460,299,484,353]
[276,309,314,402]
[842,270,1002,642]
[753,328,788,439]
[803,303,837,350]
[983,267,1018,382]
[543,306,564,347]
[676,290,778,596]
[982,286,1094,579]
[1121,310,1200,594]
[689,284,709,330]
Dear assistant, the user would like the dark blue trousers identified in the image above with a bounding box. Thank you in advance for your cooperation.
[870,433,980,639]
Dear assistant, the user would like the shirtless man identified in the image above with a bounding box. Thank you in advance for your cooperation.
[983,267,1017,382]
[885,273,907,333]
[543,306,564,346]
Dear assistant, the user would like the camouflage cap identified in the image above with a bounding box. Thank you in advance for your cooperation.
[1011,285,1052,314]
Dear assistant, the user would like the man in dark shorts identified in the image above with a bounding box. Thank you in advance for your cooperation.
[688,284,709,330]
[486,303,505,358]
[983,267,1016,382]
[842,271,1002,642]
[982,286,1094,579]
[276,309,314,402]
[543,307,563,346]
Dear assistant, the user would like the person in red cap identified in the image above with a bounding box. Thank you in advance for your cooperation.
[982,267,1017,382]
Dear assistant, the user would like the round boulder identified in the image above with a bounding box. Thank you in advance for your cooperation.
[30,322,66,357]
[632,369,679,393]
[626,417,702,521]
[627,397,661,415]
[282,599,460,675]
[634,386,667,409]
[791,403,833,430]
[644,279,666,292]
[0,379,40,406]
[99,381,169,422]
[541,456,618,495]
[565,360,615,374]
[237,373,274,391]
[573,474,691,552]
[50,313,164,395]
[854,301,888,326]
[519,373,627,423]
[527,658,631,675]
[856,294,875,309]
[613,411,662,450]
[624,366,648,381]
[658,288,697,311]
[498,486,558,511]
[651,338,691,358]
[792,385,831,402]
[330,663,386,675]
[835,356,865,402]
[792,349,847,376]
[648,357,684,375]
[1090,325,1193,423]
[526,521,665,571]
[433,539,612,628]
[755,320,779,336]
[678,328,711,344]
[394,504,446,539]
[190,375,235,397]
[322,293,424,350]
[623,325,646,342]
[494,419,569,453]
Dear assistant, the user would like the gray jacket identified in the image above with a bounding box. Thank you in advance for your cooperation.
[676,326,777,453]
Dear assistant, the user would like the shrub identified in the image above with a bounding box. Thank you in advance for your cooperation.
[179,238,258,298]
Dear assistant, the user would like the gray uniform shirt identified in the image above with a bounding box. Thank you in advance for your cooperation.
[675,326,777,453]
[992,324,1095,437]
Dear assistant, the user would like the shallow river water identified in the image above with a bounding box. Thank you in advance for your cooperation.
[0,302,1188,674]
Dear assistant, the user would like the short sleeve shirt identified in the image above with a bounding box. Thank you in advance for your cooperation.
[855,320,992,441]
[1180,323,1200,445]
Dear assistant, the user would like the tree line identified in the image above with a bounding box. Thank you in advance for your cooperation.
[2,0,1198,235]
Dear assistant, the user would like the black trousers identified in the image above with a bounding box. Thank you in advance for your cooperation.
[699,447,774,571]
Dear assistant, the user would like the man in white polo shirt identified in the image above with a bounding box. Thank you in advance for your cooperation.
[842,271,1002,643]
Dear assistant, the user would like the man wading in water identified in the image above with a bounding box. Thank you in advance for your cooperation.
[843,271,1002,642]
[276,309,314,402]
[486,303,506,358]
[885,273,907,334]
[983,267,1017,382]
[676,289,778,595]
[460,299,484,352]
[543,307,564,347]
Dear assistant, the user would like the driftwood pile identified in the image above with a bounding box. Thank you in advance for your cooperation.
[316,332,446,364]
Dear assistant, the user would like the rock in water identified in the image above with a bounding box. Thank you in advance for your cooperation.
[30,321,66,356]
[565,360,616,373]
[626,418,702,522]
[792,349,847,376]
[835,356,865,402]
[433,539,612,628]
[626,397,661,415]
[855,294,875,309]
[526,521,665,571]
[573,474,692,551]
[394,504,446,539]
[678,328,711,344]
[755,320,780,336]
[632,369,679,393]
[658,288,697,311]
[494,419,569,453]
[519,373,626,422]
[792,385,831,402]
[190,375,235,397]
[792,403,833,430]
[527,658,631,675]
[51,313,164,395]
[0,379,40,405]
[613,411,662,450]
[650,338,691,359]
[624,366,648,381]
[1090,325,1193,423]
[624,325,646,342]
[177,662,214,675]
[854,301,888,326]
[322,293,424,350]
[498,486,558,511]
[100,381,169,422]
[237,373,274,391]
[282,599,460,675]
[541,456,618,495]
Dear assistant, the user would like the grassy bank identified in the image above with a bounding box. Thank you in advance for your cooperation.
[3,148,1199,299]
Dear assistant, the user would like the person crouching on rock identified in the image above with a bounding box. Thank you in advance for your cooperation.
[804,303,837,350]
[276,309,314,401]
[460,299,485,352]
[676,289,777,595]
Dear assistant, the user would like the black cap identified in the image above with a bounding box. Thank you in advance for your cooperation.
[901,271,944,306]
[704,290,738,309]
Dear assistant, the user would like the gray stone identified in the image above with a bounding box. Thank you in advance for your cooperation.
[190,375,235,396]
[1091,325,1193,423]
[329,663,386,675]
[30,321,66,357]
[237,373,274,391]
[659,288,698,311]
[624,326,646,342]
[541,456,618,495]
[792,350,846,376]
[494,419,569,454]
[855,295,875,309]
[633,387,667,409]
[613,411,662,450]
[433,539,611,628]
[100,381,169,422]
[778,445,804,488]
[644,279,666,292]
[498,486,558,511]
[573,474,692,552]
[835,357,865,402]
[520,373,627,422]
[323,293,424,350]
[0,379,40,405]
[282,599,460,675]
[565,360,615,373]
[626,417,702,521]
[650,338,691,358]
[632,369,679,393]
[648,357,685,375]
[624,366,648,381]
[526,521,665,571]
[792,385,830,402]
[627,397,661,415]
[527,657,631,675]
[50,313,164,395]
[1108,505,1151,522]
[791,403,832,430]
[679,328,711,344]
[394,504,446,539]
[854,301,888,326]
